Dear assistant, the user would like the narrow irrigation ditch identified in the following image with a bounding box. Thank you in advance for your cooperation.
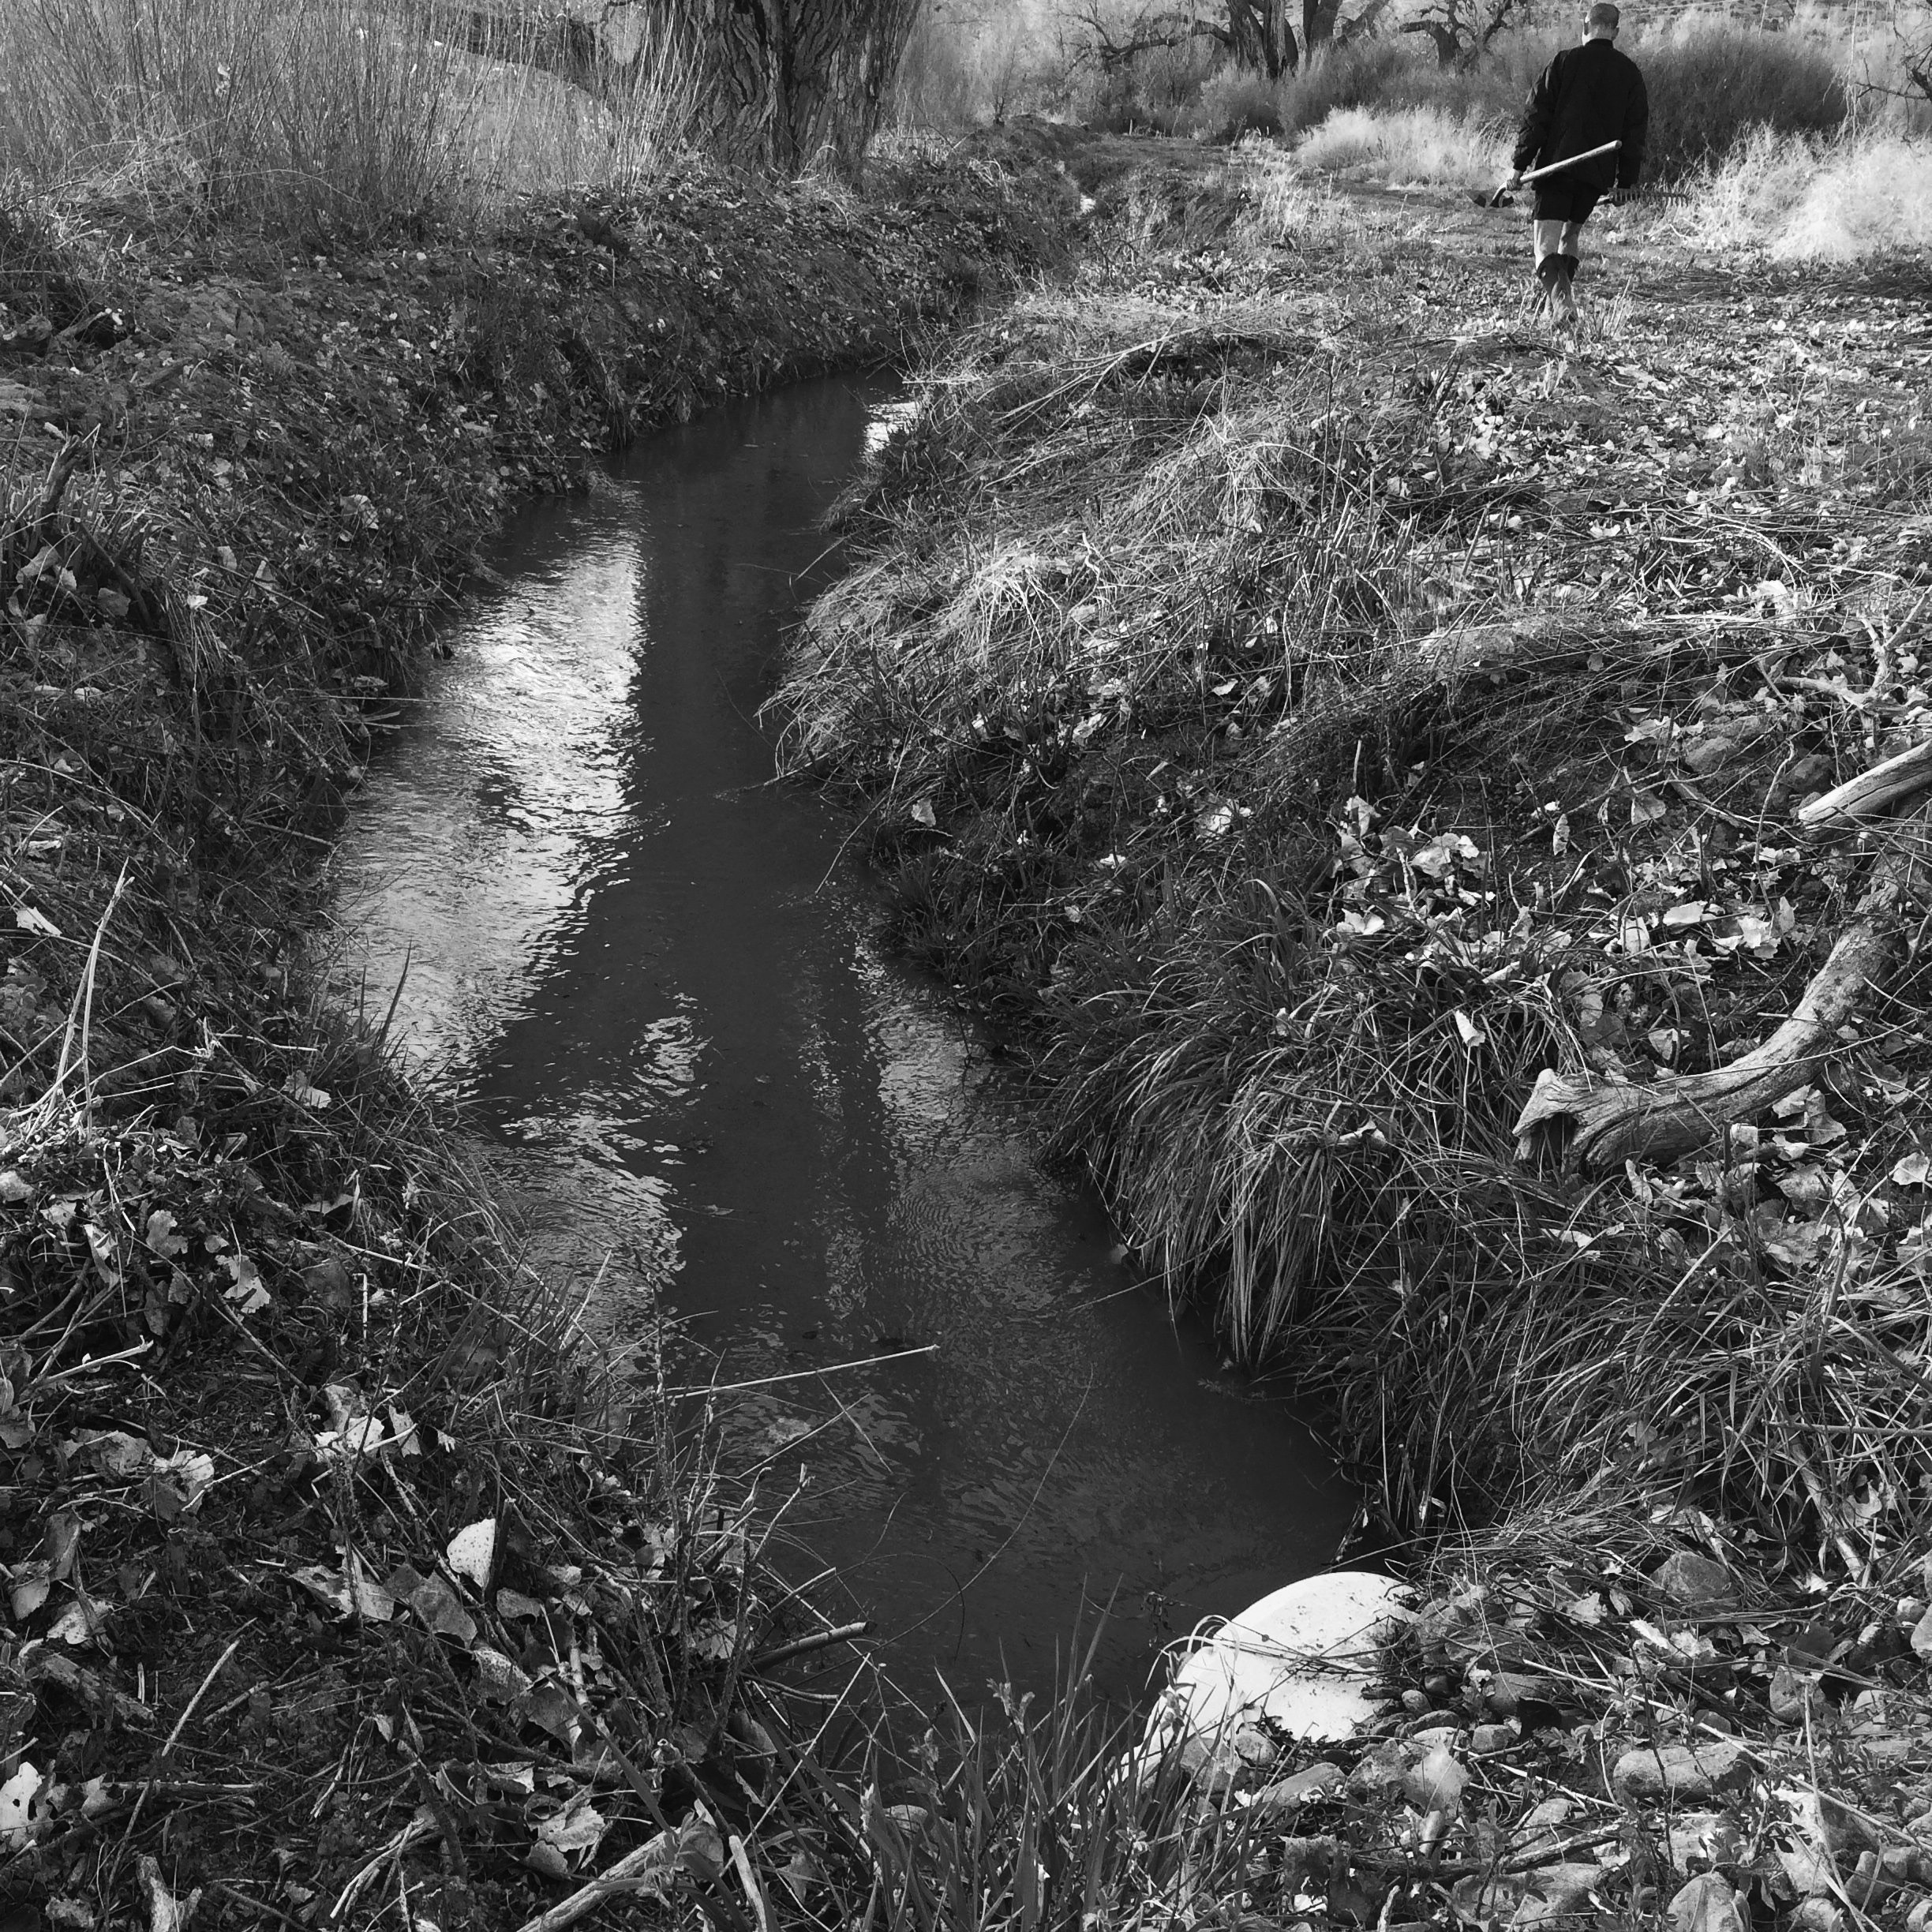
[328,370,1353,1703]
[0,145,1119,1923]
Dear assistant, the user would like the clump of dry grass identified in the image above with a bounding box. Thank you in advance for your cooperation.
[1687,123,1932,260]
[1293,104,1508,185]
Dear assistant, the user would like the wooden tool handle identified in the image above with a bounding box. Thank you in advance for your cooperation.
[1519,139,1621,186]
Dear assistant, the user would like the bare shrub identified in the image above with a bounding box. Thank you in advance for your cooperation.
[0,0,465,233]
[0,0,712,235]
[1186,66,1286,138]
[1294,102,1507,180]
[890,0,1069,127]
[1640,19,1848,177]
[1274,38,1413,136]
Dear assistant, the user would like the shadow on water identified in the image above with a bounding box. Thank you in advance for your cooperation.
[331,373,1355,1705]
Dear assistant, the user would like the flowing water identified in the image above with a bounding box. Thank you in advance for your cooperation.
[333,373,1353,1702]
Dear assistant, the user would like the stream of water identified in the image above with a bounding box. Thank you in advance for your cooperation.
[331,373,1354,1702]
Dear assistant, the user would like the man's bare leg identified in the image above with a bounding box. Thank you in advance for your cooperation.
[1532,218,1582,323]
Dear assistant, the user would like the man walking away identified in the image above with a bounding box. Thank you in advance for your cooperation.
[1506,2,1648,323]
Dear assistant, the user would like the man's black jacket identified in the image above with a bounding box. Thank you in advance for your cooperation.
[1512,37,1649,192]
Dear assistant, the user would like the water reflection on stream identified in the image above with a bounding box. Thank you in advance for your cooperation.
[332,374,1353,1699]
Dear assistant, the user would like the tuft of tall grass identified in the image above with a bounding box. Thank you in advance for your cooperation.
[1293,102,1507,181]
[0,0,706,238]
[827,1627,1281,1932]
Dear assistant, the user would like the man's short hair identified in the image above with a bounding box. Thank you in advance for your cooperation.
[1586,2,1621,27]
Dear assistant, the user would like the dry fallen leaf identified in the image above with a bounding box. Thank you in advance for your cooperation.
[445,1517,496,1589]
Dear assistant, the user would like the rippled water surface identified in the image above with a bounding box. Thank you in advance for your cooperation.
[334,375,1353,1698]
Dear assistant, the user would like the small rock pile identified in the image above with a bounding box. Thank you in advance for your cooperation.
[1162,1544,1932,1930]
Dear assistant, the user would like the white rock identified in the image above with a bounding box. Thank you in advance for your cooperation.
[1146,1571,1412,1765]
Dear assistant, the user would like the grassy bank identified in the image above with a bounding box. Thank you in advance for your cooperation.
[0,140,1066,1923]
[774,140,1932,1923]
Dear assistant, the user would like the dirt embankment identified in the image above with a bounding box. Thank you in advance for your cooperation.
[0,153,1067,1925]
[773,137,1932,1929]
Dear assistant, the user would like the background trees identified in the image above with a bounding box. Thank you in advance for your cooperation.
[446,0,923,174]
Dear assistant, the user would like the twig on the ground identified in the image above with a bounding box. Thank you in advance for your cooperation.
[508,1829,683,1932]
[748,1620,872,1672]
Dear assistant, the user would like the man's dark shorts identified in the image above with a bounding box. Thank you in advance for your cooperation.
[1532,182,1602,224]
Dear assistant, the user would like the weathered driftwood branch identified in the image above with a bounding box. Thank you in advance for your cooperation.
[1515,787,1932,1177]
[1797,736,1932,834]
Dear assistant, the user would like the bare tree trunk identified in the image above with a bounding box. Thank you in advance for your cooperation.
[432,0,920,178]
[656,0,921,174]
[1301,0,1343,58]
[1227,0,1297,75]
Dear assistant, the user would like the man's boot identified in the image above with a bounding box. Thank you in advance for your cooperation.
[1537,253,1577,324]
[1534,253,1573,323]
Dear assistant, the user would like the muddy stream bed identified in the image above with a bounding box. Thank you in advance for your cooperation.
[331,373,1352,1704]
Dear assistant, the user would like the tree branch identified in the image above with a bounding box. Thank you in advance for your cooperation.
[1514,793,1932,1177]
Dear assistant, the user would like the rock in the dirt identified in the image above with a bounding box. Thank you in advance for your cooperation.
[1612,1739,1753,1805]
[1515,1866,1606,1928]
[1848,1848,1915,1907]
[1769,1664,1827,1724]
[1483,1669,1562,1720]
[1784,1783,1882,1852]
[1347,1737,1424,1801]
[1668,1873,1747,1932]
[1403,1743,1468,1817]
[1668,1811,1744,1873]
[1784,1900,1847,1932]
[1452,1860,1600,1928]
[1780,1844,1836,1898]
[1246,1761,1342,1823]
[1652,1550,1739,1608]
[1509,1796,1574,1857]
[1471,1722,1515,1754]
[1790,1901,1845,1932]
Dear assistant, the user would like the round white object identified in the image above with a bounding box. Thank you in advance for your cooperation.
[1150,1570,1413,1753]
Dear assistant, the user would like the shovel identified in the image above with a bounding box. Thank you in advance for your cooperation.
[1470,139,1620,209]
